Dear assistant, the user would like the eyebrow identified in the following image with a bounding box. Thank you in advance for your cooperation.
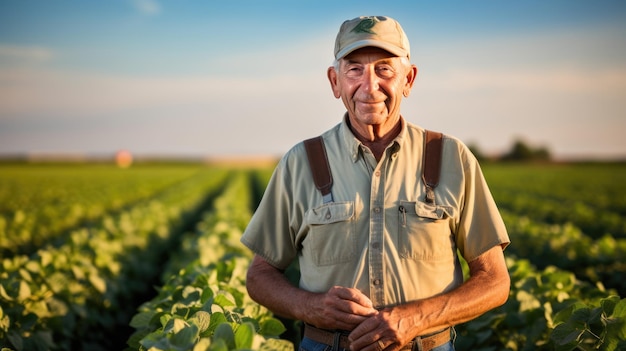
[343,58,396,65]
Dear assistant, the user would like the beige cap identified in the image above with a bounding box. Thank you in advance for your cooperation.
[334,16,410,60]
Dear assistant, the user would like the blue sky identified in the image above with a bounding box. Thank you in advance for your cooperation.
[1,1,625,160]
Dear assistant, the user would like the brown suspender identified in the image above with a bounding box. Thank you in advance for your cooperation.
[303,136,334,203]
[422,130,443,204]
[304,130,443,204]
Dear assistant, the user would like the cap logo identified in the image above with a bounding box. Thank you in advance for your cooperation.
[351,17,380,35]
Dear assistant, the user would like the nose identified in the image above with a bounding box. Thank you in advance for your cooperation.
[360,65,379,93]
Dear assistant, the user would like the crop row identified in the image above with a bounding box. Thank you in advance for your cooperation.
[456,258,625,350]
[0,168,230,351]
[0,164,205,256]
[126,170,293,351]
[1,163,624,350]
[484,164,626,215]
[123,168,625,350]
[484,164,626,240]
[501,210,626,296]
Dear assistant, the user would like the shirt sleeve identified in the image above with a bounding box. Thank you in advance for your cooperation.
[240,148,303,270]
[454,143,510,262]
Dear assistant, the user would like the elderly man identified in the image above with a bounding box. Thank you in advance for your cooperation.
[241,15,510,351]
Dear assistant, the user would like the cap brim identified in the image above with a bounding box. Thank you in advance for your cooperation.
[335,39,409,60]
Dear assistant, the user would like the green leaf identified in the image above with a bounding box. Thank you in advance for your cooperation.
[17,280,31,302]
[27,300,49,319]
[190,311,211,333]
[164,317,188,334]
[38,250,52,267]
[88,273,106,294]
[181,286,202,304]
[0,308,10,332]
[140,330,171,351]
[193,338,211,351]
[258,338,295,351]
[127,329,151,349]
[208,312,227,335]
[170,324,199,349]
[569,306,592,327]
[610,297,626,318]
[45,272,67,293]
[21,313,38,330]
[551,322,583,351]
[234,322,255,349]
[554,302,587,326]
[516,290,540,312]
[47,297,68,316]
[208,338,228,351]
[213,323,235,350]
[605,299,626,344]
[160,313,173,328]
[601,296,620,316]
[259,318,286,337]
[213,292,236,309]
[7,330,23,351]
[130,311,156,329]
[24,261,41,275]
[31,330,55,350]
[200,287,214,304]
[0,284,13,301]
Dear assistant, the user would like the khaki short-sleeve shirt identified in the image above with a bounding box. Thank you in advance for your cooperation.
[241,116,509,308]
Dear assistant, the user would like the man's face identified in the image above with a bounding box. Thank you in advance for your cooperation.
[328,47,416,135]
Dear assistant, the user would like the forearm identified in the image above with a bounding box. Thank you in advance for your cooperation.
[345,246,510,350]
[403,246,510,335]
[246,255,314,322]
[246,255,378,330]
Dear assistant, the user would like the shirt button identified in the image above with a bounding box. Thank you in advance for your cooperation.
[373,279,381,285]
[374,207,381,213]
[375,171,381,177]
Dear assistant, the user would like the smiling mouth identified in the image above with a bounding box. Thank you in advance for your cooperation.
[358,99,386,105]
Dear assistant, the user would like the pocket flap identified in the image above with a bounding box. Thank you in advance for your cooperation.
[414,201,454,220]
[306,202,354,225]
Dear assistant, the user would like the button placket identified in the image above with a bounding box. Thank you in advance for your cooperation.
[368,159,386,308]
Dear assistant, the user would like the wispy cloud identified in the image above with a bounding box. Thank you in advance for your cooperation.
[420,66,626,95]
[132,0,161,16]
[0,45,55,65]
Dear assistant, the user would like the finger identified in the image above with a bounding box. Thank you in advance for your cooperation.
[330,286,367,302]
[348,332,380,351]
[349,315,378,341]
[330,287,377,314]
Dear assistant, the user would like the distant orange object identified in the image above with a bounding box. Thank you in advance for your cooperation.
[115,150,133,168]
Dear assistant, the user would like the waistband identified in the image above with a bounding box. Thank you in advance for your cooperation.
[303,324,451,351]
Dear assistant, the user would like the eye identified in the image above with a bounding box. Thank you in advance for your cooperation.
[376,65,395,78]
[345,66,363,78]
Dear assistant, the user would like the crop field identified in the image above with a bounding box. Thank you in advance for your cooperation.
[1,161,625,351]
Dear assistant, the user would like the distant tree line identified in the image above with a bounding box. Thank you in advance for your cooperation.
[468,139,552,163]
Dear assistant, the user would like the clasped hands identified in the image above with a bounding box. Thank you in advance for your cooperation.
[306,286,416,351]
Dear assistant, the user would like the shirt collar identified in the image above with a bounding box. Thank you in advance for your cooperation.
[339,114,361,162]
[339,113,407,163]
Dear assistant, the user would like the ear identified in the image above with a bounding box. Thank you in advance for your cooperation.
[403,64,418,97]
[327,66,341,99]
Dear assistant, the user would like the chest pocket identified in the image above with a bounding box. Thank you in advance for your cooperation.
[398,200,455,261]
[304,202,355,266]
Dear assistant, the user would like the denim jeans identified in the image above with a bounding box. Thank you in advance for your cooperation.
[298,337,455,351]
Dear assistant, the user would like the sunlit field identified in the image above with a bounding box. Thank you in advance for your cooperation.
[1,161,624,351]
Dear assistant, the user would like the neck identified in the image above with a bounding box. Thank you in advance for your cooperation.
[348,118,402,161]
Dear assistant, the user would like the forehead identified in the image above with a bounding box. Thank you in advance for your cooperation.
[342,47,400,64]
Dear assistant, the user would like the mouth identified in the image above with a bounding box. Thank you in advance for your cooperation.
[356,100,386,110]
